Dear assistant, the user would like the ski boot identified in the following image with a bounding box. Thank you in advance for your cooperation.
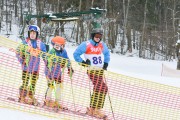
[18,88,28,103]
[54,101,68,111]
[93,108,108,119]
[86,107,108,120]
[44,99,56,107]
[27,91,39,106]
[86,107,94,116]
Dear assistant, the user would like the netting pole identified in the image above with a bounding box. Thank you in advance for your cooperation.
[104,74,115,120]
[69,70,76,111]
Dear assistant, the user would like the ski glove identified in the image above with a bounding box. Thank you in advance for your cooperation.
[81,59,91,67]
[21,55,26,66]
[60,61,66,68]
[103,62,108,70]
[21,55,26,60]
[45,61,49,69]
[68,67,74,75]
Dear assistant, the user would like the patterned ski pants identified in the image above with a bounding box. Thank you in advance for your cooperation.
[87,70,108,109]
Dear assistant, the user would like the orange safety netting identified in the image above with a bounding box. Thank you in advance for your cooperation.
[0,36,180,120]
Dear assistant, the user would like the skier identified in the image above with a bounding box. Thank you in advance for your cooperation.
[16,25,47,105]
[44,36,73,110]
[73,28,110,119]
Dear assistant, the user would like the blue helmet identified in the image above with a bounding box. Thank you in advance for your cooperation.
[28,25,40,39]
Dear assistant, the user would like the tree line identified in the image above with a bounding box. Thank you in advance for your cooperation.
[0,0,180,60]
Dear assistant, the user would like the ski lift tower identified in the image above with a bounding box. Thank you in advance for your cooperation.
[22,7,106,31]
[19,7,106,51]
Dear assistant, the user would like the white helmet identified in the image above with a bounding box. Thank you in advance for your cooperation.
[28,25,40,39]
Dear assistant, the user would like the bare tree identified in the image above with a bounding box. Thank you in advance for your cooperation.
[139,0,148,58]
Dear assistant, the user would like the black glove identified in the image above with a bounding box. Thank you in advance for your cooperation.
[68,67,74,75]
[46,61,49,69]
[21,55,26,66]
[21,55,25,60]
[103,62,108,70]
[81,59,91,66]
[22,61,26,66]
[61,61,66,68]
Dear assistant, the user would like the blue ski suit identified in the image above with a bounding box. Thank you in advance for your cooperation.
[73,39,110,65]
[16,38,46,98]
[73,39,110,109]
[45,48,71,82]
[16,38,46,73]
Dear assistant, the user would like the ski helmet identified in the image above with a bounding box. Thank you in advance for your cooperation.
[51,36,66,45]
[91,28,103,43]
[28,25,40,39]
[91,28,103,35]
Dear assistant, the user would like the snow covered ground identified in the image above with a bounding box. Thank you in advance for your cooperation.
[0,23,179,119]
[0,108,58,120]
[0,39,179,119]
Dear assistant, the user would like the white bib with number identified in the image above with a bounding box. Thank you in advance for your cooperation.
[84,41,104,68]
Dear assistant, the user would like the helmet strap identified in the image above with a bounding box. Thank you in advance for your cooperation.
[93,39,101,46]
[36,32,38,39]
[92,33,101,45]
[54,47,63,53]
[53,44,64,52]
[28,31,38,39]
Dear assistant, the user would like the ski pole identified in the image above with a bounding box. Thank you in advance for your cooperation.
[88,77,92,99]
[87,67,92,99]
[69,67,76,111]
[104,74,115,120]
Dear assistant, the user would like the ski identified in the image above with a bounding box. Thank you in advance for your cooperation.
[7,97,108,119]
[7,97,40,106]
[59,108,87,117]
[56,108,108,120]
[6,97,85,116]
[86,113,108,120]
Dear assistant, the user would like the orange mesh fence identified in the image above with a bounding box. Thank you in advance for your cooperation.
[0,36,180,120]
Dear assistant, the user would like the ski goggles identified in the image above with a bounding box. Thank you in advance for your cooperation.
[94,33,102,39]
[54,43,64,48]
[29,26,38,32]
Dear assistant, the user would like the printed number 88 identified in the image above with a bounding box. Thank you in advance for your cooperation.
[92,56,102,64]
